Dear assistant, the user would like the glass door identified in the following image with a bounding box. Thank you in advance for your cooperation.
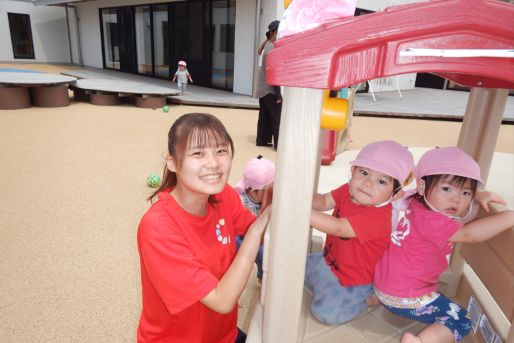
[211,0,235,90]
[135,6,153,76]
[118,7,136,74]
[101,8,120,69]
[169,1,210,87]
[100,7,135,73]
[152,4,169,79]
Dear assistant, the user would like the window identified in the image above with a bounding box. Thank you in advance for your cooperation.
[100,8,120,69]
[153,4,169,78]
[135,6,152,75]
[8,13,35,59]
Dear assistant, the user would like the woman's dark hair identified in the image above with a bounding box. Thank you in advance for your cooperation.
[148,113,234,202]
[413,174,478,206]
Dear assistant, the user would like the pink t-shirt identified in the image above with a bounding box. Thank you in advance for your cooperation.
[374,198,462,298]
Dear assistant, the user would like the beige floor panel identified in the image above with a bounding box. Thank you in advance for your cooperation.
[348,313,398,343]
[370,306,417,331]
[303,325,367,343]
[301,288,339,339]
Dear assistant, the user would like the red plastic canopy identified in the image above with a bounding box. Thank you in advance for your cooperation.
[266,0,514,89]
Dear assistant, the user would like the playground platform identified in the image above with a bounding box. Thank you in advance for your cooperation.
[61,66,514,123]
[0,71,77,109]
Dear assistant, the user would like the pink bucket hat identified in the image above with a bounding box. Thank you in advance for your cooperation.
[279,0,356,38]
[178,60,187,66]
[235,155,275,192]
[416,147,483,184]
[350,140,415,187]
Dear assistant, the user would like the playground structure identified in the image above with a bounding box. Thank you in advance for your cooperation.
[71,78,178,108]
[248,0,514,342]
[0,72,77,109]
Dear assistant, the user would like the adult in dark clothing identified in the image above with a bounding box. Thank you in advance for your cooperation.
[255,20,282,150]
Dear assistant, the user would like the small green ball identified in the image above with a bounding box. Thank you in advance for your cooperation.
[162,105,170,113]
[147,173,161,188]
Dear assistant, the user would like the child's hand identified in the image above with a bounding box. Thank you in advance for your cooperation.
[475,191,507,212]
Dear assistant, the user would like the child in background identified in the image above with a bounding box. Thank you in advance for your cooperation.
[137,113,270,343]
[234,155,275,281]
[172,60,193,95]
[307,140,415,325]
[374,147,514,343]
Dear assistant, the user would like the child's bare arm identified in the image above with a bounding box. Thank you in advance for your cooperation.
[312,192,336,211]
[188,74,193,83]
[310,209,356,238]
[172,76,176,82]
[450,210,514,243]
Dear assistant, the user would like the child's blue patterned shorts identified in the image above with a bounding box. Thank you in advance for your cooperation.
[304,252,373,325]
[381,294,472,341]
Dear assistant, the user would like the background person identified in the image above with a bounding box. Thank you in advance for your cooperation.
[172,60,193,95]
[234,155,275,281]
[255,20,282,150]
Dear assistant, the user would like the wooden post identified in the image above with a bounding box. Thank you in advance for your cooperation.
[457,88,508,183]
[442,87,508,297]
[262,87,323,342]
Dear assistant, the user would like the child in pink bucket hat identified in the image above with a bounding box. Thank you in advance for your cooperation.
[374,147,513,343]
[172,60,193,95]
[234,155,275,280]
[306,140,415,325]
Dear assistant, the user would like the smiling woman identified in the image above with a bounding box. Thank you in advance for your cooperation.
[137,112,271,343]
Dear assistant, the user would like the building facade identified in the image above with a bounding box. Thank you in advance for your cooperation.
[1,0,427,95]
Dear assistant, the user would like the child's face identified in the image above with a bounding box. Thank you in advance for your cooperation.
[247,188,265,205]
[349,166,395,206]
[422,176,474,217]
[168,143,232,198]
[179,65,186,70]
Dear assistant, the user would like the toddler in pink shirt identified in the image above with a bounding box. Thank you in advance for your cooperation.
[374,147,514,343]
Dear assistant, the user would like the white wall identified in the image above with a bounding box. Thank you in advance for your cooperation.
[233,0,257,95]
[355,0,421,91]
[356,0,426,12]
[0,1,70,63]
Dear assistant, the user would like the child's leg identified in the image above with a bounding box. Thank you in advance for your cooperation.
[305,252,373,325]
[304,252,325,291]
[382,295,472,343]
[401,324,454,343]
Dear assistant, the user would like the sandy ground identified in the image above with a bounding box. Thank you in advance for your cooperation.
[1,64,513,342]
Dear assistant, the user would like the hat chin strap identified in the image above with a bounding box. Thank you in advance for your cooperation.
[423,194,474,221]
